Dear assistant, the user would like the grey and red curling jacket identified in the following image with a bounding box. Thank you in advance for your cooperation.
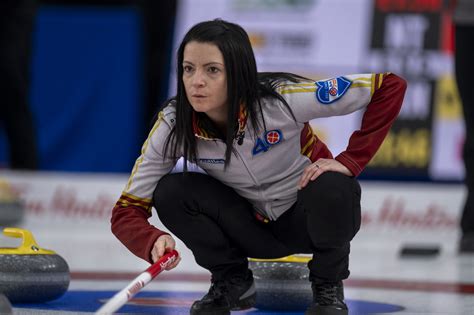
[111,73,407,262]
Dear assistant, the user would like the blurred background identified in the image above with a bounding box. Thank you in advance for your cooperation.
[0,0,176,173]
[0,0,463,181]
[0,0,467,272]
[1,1,473,314]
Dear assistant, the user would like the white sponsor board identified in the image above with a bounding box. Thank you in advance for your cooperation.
[357,181,463,251]
[172,0,372,75]
[430,75,466,180]
[0,171,465,273]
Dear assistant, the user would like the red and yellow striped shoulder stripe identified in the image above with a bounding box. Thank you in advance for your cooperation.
[300,123,317,158]
[370,73,387,97]
[116,192,152,212]
[299,123,333,162]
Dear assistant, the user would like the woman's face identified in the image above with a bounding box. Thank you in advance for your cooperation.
[182,41,228,122]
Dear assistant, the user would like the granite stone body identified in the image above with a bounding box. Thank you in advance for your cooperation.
[250,260,312,310]
[0,253,70,303]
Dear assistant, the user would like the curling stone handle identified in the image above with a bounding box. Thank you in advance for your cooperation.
[1,228,56,255]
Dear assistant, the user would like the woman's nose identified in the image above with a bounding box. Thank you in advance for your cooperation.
[192,70,206,87]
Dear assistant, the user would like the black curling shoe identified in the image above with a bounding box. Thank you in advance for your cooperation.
[305,280,348,315]
[190,270,256,315]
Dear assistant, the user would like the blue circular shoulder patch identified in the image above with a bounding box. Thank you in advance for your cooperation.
[316,76,352,104]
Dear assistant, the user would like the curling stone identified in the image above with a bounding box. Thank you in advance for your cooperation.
[0,228,70,303]
[0,180,25,226]
[249,255,313,311]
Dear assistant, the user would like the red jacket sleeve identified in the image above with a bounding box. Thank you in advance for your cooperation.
[111,201,169,263]
[335,73,407,176]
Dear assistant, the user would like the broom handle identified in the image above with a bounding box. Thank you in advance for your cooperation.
[95,250,179,314]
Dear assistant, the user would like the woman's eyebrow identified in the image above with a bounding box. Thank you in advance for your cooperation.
[183,61,223,67]
[203,62,224,66]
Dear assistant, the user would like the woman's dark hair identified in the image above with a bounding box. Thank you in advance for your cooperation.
[163,19,308,168]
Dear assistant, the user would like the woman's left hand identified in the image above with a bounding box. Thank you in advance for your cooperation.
[297,158,353,190]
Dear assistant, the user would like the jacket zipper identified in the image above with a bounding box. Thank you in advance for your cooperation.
[233,147,268,215]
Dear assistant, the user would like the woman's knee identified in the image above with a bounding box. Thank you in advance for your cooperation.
[152,172,210,226]
[153,172,215,213]
[153,172,200,208]
[299,172,355,202]
[153,173,185,208]
[299,171,361,246]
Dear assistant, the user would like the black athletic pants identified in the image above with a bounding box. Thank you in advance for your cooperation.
[455,25,474,235]
[153,171,361,283]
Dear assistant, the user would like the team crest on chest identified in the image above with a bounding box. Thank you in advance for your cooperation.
[316,76,351,104]
[252,129,283,155]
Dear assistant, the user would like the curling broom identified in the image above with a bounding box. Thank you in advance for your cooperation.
[95,249,179,314]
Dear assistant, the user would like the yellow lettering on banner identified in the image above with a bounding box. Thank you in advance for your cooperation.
[413,129,430,168]
[434,75,462,120]
[369,128,430,168]
[248,33,266,48]
[372,132,394,166]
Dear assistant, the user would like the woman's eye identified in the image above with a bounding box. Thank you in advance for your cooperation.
[208,67,220,73]
[183,65,193,72]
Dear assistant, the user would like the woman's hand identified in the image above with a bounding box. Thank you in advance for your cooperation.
[151,234,181,270]
[297,158,353,190]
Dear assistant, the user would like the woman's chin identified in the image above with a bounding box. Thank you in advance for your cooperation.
[190,105,206,113]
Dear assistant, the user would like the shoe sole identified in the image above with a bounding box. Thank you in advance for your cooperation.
[191,310,229,315]
[305,305,348,315]
[231,294,256,311]
[190,294,256,315]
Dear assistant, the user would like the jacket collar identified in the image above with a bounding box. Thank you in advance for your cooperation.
[192,105,248,141]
